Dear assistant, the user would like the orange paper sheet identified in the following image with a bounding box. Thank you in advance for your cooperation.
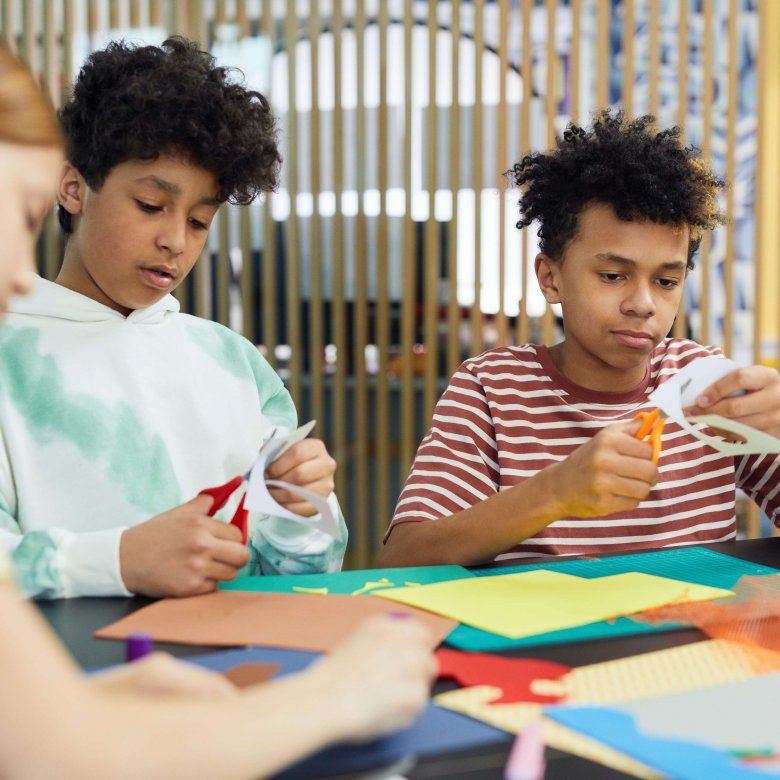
[95,590,456,651]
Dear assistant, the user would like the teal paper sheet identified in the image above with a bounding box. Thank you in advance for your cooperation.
[446,547,780,651]
[219,565,474,595]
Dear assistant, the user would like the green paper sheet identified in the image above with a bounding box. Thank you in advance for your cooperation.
[450,546,780,650]
[219,565,473,595]
[374,569,732,639]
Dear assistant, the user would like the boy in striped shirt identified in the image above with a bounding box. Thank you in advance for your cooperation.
[381,110,780,566]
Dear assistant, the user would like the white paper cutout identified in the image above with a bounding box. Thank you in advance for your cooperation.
[244,421,341,538]
[648,357,780,456]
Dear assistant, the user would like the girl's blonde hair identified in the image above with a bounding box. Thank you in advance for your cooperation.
[0,45,62,147]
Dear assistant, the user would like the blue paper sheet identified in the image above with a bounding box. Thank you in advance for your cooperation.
[186,646,509,779]
[546,672,780,779]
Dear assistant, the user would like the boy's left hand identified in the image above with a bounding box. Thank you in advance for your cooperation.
[265,438,336,516]
[685,365,780,438]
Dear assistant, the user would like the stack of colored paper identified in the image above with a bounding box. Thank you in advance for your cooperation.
[373,570,733,639]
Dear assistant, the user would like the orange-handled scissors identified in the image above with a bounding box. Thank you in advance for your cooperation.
[633,407,665,464]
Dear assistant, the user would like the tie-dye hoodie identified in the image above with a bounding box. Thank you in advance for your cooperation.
[0,276,347,598]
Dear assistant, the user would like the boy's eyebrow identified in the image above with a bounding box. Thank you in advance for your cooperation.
[134,175,221,207]
[595,252,686,271]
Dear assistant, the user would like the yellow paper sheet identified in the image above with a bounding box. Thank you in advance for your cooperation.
[374,570,732,639]
[435,639,780,779]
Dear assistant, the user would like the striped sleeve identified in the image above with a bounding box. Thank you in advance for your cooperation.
[387,361,499,537]
[735,453,780,526]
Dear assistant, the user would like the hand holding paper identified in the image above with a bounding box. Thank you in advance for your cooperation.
[245,421,342,539]
[648,357,780,455]
[685,363,780,439]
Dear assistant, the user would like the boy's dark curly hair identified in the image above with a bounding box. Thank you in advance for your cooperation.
[511,109,725,269]
[58,36,281,233]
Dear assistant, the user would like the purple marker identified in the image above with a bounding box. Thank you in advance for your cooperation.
[505,720,546,780]
[125,632,153,662]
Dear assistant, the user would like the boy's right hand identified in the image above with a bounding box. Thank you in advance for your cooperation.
[119,495,250,597]
[550,420,658,519]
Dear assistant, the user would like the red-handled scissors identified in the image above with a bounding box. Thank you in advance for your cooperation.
[199,476,249,544]
[633,407,665,464]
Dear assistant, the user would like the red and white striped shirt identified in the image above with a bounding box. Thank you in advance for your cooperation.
[388,339,780,562]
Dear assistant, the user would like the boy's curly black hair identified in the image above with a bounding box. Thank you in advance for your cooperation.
[511,109,725,269]
[58,36,281,233]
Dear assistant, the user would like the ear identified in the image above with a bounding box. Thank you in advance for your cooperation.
[57,162,87,218]
[534,253,563,305]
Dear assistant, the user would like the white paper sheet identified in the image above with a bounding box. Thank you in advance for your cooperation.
[244,421,341,538]
[648,356,780,455]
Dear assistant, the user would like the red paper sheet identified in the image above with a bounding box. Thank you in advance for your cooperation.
[436,647,570,704]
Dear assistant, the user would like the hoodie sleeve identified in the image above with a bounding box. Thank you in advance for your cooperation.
[0,421,131,599]
[242,358,348,575]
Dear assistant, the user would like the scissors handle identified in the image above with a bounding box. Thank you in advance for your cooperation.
[199,476,249,544]
[633,409,664,465]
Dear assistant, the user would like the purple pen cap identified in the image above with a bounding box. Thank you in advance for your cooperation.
[125,632,153,662]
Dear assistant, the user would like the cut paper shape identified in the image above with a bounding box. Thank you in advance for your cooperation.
[446,547,779,651]
[94,590,457,651]
[546,670,780,779]
[375,569,732,639]
[436,639,780,780]
[244,420,342,538]
[435,648,570,704]
[222,662,280,688]
[219,565,473,594]
[632,574,780,653]
[648,357,780,455]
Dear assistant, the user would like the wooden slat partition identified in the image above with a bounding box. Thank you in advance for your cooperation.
[446,0,460,377]
[699,0,713,346]
[515,0,532,346]
[308,0,324,438]
[672,0,689,340]
[400,0,416,478]
[622,0,634,117]
[8,0,779,557]
[260,0,277,368]
[352,0,369,568]
[469,0,484,357]
[496,0,508,347]
[284,0,301,409]
[423,0,440,423]
[375,0,390,544]
[330,0,347,506]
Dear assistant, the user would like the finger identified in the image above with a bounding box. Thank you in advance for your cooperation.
[607,475,655,501]
[211,538,251,568]
[266,439,329,479]
[613,433,657,460]
[694,367,776,408]
[273,500,318,517]
[205,518,245,543]
[693,389,774,421]
[186,493,218,514]
[268,479,333,503]
[203,557,248,581]
[269,458,335,488]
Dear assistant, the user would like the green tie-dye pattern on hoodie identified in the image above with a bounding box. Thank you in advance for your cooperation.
[0,327,182,514]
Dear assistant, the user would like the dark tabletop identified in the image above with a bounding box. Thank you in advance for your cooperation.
[35,537,780,779]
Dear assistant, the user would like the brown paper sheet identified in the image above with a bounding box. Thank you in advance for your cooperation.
[95,590,456,651]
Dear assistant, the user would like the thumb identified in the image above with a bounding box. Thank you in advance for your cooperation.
[185,492,217,515]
